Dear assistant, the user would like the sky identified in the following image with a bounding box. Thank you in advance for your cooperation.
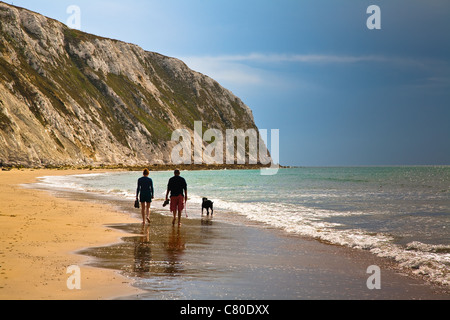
[9,0,450,166]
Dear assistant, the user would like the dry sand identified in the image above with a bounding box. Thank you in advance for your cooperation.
[0,168,143,300]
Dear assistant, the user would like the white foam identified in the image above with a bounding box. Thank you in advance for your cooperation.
[371,243,450,286]
[206,195,450,287]
[35,175,86,191]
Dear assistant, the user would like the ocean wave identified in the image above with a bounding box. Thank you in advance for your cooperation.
[406,241,450,254]
[371,243,450,286]
[207,195,450,287]
[34,175,87,192]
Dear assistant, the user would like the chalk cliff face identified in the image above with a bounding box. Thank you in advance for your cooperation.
[0,2,259,167]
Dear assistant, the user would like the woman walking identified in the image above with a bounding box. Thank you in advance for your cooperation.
[136,168,154,225]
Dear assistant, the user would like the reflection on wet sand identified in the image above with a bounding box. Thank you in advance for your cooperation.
[133,225,151,274]
[201,216,214,226]
[166,226,186,274]
[130,224,187,277]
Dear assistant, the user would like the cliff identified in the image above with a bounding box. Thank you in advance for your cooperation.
[0,2,261,167]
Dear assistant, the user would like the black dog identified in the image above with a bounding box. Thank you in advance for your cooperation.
[202,198,214,216]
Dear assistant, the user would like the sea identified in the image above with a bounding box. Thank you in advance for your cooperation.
[32,166,449,287]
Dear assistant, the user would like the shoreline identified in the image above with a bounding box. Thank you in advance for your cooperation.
[1,168,448,300]
[0,168,144,300]
[0,163,281,172]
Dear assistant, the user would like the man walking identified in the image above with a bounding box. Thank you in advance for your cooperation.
[166,169,187,226]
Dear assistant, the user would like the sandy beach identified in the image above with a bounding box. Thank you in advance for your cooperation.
[0,168,448,301]
[0,169,143,300]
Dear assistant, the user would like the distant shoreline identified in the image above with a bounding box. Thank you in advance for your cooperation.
[1,163,287,172]
[2,163,447,172]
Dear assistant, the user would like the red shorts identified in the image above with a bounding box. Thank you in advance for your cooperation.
[170,195,185,212]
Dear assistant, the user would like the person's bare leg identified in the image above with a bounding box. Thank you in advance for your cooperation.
[177,210,182,226]
[145,203,151,224]
[141,203,146,225]
[172,210,177,226]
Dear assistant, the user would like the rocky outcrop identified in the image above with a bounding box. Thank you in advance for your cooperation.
[0,2,260,167]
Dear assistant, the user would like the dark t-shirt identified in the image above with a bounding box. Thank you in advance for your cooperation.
[167,176,187,197]
[137,176,154,199]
